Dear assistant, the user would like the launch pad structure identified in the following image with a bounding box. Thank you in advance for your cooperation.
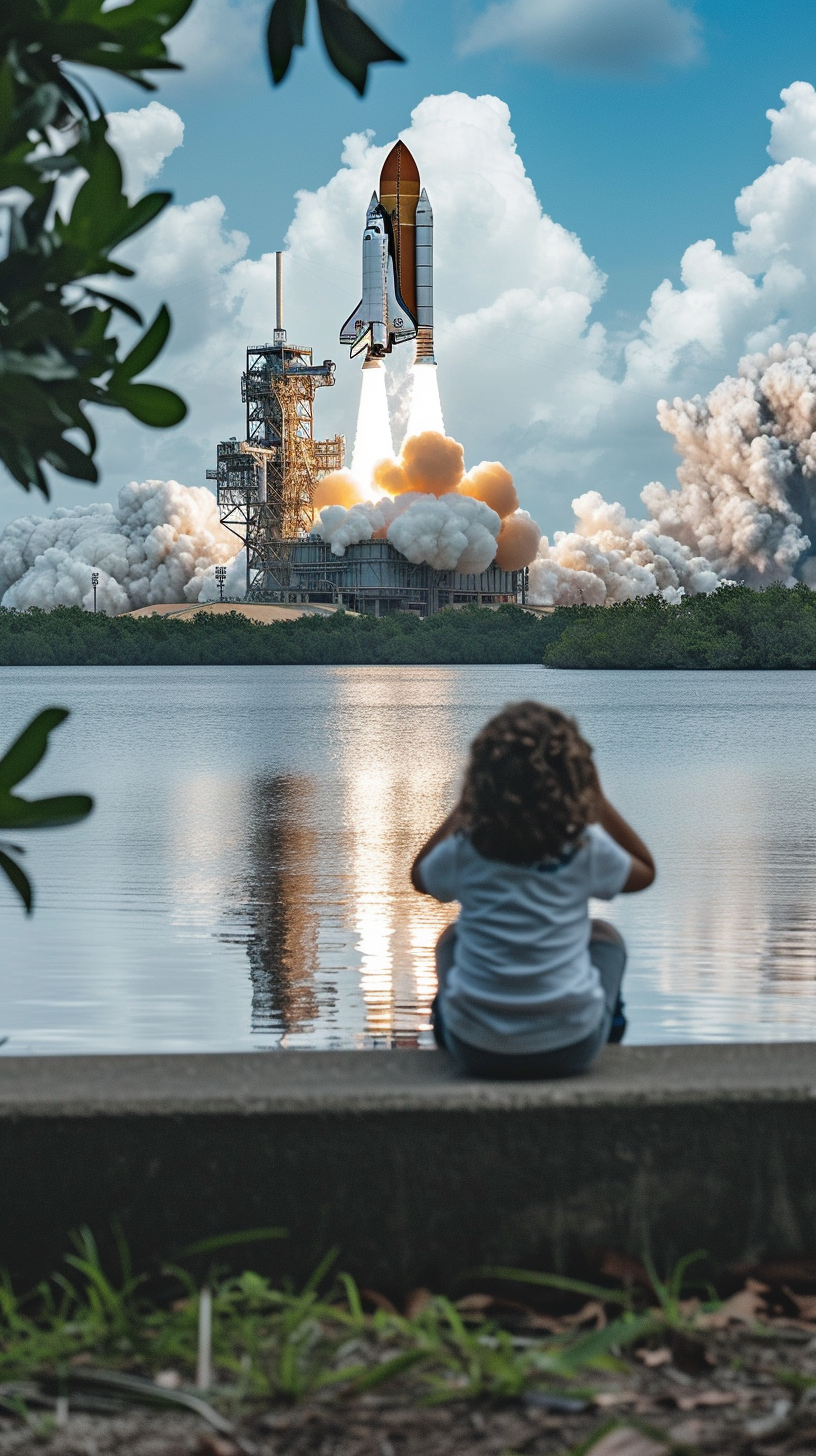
[209,253,522,616]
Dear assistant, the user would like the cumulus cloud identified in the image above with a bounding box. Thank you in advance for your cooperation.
[106,102,184,200]
[461,0,702,73]
[166,0,266,81]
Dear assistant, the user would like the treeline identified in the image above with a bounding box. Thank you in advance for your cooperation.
[0,604,565,666]
[1,587,815,667]
[544,585,816,669]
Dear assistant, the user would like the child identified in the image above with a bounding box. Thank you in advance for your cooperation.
[411,701,655,1079]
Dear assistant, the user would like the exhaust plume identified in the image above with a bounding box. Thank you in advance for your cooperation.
[350,360,393,492]
[406,363,445,438]
[461,461,519,518]
[529,334,816,605]
[312,470,365,512]
[0,480,236,614]
[495,510,542,571]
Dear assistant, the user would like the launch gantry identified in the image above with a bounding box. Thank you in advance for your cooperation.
[207,254,344,597]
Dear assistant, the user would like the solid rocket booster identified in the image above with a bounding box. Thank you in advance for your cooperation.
[414,187,435,363]
[340,141,435,366]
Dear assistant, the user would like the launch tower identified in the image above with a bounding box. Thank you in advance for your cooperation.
[207,253,345,597]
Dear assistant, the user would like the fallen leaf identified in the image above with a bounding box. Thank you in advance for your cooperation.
[526,1312,569,1333]
[599,1251,653,1288]
[697,1285,767,1328]
[360,1289,398,1315]
[675,1390,739,1411]
[404,1288,433,1319]
[636,1347,672,1368]
[196,1438,240,1456]
[455,1293,493,1312]
[593,1391,640,1408]
[562,1300,607,1330]
[586,1427,668,1456]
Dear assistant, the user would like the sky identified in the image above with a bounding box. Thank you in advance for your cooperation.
[3,0,816,538]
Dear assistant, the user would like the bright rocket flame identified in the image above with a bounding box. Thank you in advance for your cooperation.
[350,361,393,492]
[405,363,445,439]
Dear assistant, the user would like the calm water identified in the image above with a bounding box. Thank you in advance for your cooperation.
[1,666,815,1054]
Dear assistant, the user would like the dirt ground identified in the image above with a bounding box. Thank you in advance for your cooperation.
[1,1326,815,1456]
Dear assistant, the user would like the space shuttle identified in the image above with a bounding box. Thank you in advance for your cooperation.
[340,141,435,365]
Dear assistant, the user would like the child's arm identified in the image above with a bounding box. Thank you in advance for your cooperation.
[596,793,656,893]
[410,806,463,893]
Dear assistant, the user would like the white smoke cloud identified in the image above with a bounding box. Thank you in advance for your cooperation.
[316,501,387,555]
[198,548,248,601]
[529,332,816,604]
[314,491,502,574]
[461,0,702,74]
[0,481,237,614]
[530,491,719,606]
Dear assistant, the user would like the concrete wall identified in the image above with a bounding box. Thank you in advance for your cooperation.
[1,1044,815,1292]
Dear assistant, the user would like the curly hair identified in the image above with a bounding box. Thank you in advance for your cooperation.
[459,701,601,866]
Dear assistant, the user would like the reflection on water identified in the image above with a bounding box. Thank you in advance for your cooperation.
[224,776,321,1035]
[1,666,815,1053]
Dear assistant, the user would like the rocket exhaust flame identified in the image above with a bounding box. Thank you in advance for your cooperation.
[350,359,394,492]
[406,363,444,438]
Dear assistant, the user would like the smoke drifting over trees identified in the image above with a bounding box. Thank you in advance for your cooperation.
[529,334,816,604]
[0,481,236,614]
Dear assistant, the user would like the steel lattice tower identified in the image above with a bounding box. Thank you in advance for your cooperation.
[207,254,344,597]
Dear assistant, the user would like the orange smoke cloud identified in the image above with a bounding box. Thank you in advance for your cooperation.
[495,511,542,571]
[373,431,465,498]
[371,457,406,497]
[312,470,364,512]
[460,461,519,519]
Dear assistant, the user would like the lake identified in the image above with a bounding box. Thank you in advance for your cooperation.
[2,666,815,1054]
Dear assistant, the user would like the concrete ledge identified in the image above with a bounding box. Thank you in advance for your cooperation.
[2,1043,816,1114]
[1,1045,815,1292]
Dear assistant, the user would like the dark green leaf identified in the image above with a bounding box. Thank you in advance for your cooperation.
[105,379,187,427]
[179,1228,288,1257]
[0,847,32,914]
[0,793,94,830]
[0,708,70,793]
[82,288,143,326]
[266,0,306,84]
[42,437,97,480]
[110,304,170,385]
[315,0,403,95]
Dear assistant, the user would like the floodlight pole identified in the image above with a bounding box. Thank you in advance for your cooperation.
[91,572,99,613]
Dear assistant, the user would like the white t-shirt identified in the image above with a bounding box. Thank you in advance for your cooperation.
[419,824,631,1054]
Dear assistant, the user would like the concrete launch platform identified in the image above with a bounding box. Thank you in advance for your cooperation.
[1,1044,815,1292]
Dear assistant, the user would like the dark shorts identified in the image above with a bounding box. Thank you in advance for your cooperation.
[432,920,627,1080]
